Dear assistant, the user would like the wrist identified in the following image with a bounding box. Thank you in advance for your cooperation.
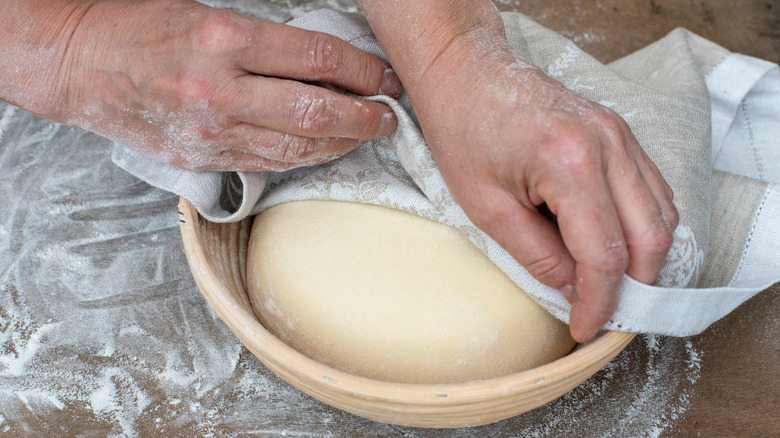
[409,33,525,148]
[357,0,507,86]
[0,1,98,118]
[414,29,513,97]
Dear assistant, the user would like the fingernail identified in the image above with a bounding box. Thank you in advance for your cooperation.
[582,328,600,343]
[379,67,403,97]
[376,110,397,137]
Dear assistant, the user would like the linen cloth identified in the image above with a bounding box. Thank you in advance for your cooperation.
[113,10,780,336]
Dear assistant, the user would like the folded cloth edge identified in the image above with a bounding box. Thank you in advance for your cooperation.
[110,9,780,337]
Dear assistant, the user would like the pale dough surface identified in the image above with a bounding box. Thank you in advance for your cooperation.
[246,200,576,384]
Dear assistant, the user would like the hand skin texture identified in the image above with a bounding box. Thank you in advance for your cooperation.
[356,0,679,342]
[0,0,677,343]
[0,0,401,171]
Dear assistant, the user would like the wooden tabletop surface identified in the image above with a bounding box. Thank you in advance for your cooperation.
[502,3,779,434]
[0,1,777,436]
[502,2,780,436]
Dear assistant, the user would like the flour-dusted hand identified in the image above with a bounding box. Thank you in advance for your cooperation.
[418,52,679,342]
[0,0,400,171]
[358,0,679,342]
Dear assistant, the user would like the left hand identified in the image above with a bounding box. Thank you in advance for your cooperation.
[3,0,401,172]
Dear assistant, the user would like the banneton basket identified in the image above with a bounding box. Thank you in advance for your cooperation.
[177,198,636,428]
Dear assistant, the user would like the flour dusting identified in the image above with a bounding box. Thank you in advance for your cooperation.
[0,93,710,437]
[0,0,764,436]
[0,105,18,143]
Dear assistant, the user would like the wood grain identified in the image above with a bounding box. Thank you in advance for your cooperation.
[490,2,779,436]
[273,1,780,435]
[496,0,780,64]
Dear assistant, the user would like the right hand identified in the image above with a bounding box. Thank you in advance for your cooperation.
[43,0,401,171]
[354,0,678,342]
[411,39,678,343]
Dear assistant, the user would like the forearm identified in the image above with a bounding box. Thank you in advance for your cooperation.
[354,1,510,100]
[354,0,534,156]
[0,1,96,118]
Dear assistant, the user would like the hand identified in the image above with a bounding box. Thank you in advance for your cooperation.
[415,45,679,343]
[354,0,677,342]
[35,0,401,171]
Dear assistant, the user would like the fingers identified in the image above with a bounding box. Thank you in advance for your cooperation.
[551,169,628,343]
[155,118,368,172]
[239,20,402,97]
[234,76,397,140]
[634,147,680,235]
[185,12,401,167]
[605,131,677,285]
[173,136,360,172]
[543,119,676,343]
[179,146,342,173]
[467,189,577,290]
[233,123,362,169]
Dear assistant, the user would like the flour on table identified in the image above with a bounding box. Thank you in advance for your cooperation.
[0,0,741,435]
[0,91,708,438]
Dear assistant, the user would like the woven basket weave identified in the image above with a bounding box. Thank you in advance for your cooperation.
[178,197,636,428]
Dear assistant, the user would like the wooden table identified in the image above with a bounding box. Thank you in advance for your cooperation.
[503,3,780,434]
[0,1,776,436]
[504,1,780,435]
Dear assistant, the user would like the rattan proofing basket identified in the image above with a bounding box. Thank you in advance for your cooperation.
[178,197,636,428]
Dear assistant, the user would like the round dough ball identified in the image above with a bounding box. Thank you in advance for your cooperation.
[247,200,575,384]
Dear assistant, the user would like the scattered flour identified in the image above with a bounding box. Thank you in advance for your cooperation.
[0,105,17,143]
[0,96,711,437]
[0,1,761,437]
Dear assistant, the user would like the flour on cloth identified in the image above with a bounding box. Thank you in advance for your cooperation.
[113,9,780,336]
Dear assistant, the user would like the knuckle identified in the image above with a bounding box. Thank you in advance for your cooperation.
[166,118,217,147]
[597,114,626,142]
[545,132,599,176]
[194,124,221,142]
[350,54,383,94]
[642,217,676,256]
[168,73,243,113]
[167,150,198,171]
[665,202,680,231]
[276,133,297,161]
[524,253,566,281]
[192,11,249,53]
[292,95,331,133]
[278,133,314,162]
[595,106,623,124]
[594,242,630,274]
[305,32,343,77]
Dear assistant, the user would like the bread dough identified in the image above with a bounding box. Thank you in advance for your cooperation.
[246,200,576,384]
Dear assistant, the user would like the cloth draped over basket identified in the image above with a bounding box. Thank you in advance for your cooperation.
[112,10,780,337]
